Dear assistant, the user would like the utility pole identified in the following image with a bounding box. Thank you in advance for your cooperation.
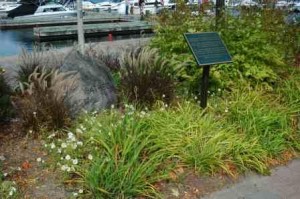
[77,0,85,54]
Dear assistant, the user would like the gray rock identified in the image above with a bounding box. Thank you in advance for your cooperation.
[60,49,116,116]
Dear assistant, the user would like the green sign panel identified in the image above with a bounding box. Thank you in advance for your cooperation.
[184,32,232,66]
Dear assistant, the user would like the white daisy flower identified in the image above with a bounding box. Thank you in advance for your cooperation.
[65,155,71,160]
[72,159,78,165]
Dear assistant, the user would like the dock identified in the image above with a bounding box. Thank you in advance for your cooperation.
[0,12,153,41]
[0,13,137,29]
[33,21,153,41]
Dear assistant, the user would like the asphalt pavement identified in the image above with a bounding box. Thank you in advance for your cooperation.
[202,159,300,199]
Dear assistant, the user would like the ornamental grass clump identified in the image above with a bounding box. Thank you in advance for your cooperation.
[220,88,298,158]
[120,47,175,107]
[58,107,167,198]
[0,67,14,122]
[84,47,121,73]
[16,48,46,84]
[16,48,64,87]
[144,101,269,175]
[18,67,78,134]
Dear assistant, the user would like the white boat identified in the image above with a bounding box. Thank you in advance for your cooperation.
[117,0,163,15]
[82,0,97,10]
[14,3,77,20]
[94,1,119,12]
[0,1,20,13]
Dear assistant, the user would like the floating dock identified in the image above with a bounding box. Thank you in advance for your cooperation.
[33,21,152,41]
[0,12,153,41]
[0,13,135,29]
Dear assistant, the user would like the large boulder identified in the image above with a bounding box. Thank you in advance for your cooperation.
[60,50,116,116]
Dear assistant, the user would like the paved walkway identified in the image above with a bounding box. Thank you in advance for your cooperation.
[202,159,300,199]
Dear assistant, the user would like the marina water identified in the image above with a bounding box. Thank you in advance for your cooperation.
[0,28,151,57]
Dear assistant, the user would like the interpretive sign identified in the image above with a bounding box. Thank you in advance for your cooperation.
[184,32,232,108]
[184,32,232,66]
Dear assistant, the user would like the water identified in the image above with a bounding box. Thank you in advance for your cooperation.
[0,28,152,57]
[0,29,34,57]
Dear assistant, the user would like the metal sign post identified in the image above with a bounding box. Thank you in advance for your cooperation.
[184,32,232,108]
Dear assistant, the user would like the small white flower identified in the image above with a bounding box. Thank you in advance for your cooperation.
[61,143,67,148]
[9,190,14,196]
[0,155,6,161]
[11,186,16,192]
[225,108,229,113]
[36,157,42,162]
[77,141,83,146]
[194,96,198,100]
[17,167,21,171]
[68,132,76,141]
[47,133,56,139]
[162,94,166,98]
[88,154,93,160]
[61,165,68,171]
[78,189,83,194]
[218,88,221,92]
[50,143,56,149]
[66,167,71,172]
[44,144,48,148]
[65,155,71,160]
[73,192,78,196]
[72,144,77,149]
[72,159,78,165]
[57,148,62,154]
[3,173,8,177]
[111,104,115,109]
[76,128,83,134]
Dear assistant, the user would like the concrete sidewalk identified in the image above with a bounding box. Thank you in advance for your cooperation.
[202,159,300,199]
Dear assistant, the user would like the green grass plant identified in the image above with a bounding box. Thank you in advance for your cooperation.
[49,107,168,199]
[83,112,166,198]
[222,88,295,157]
[144,101,269,175]
[46,84,300,198]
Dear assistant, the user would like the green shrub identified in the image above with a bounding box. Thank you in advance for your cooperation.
[0,67,14,122]
[120,47,175,107]
[151,7,292,93]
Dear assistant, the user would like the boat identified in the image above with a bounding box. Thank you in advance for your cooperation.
[117,0,164,15]
[0,1,20,14]
[8,3,76,19]
[82,0,97,10]
[94,1,119,12]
